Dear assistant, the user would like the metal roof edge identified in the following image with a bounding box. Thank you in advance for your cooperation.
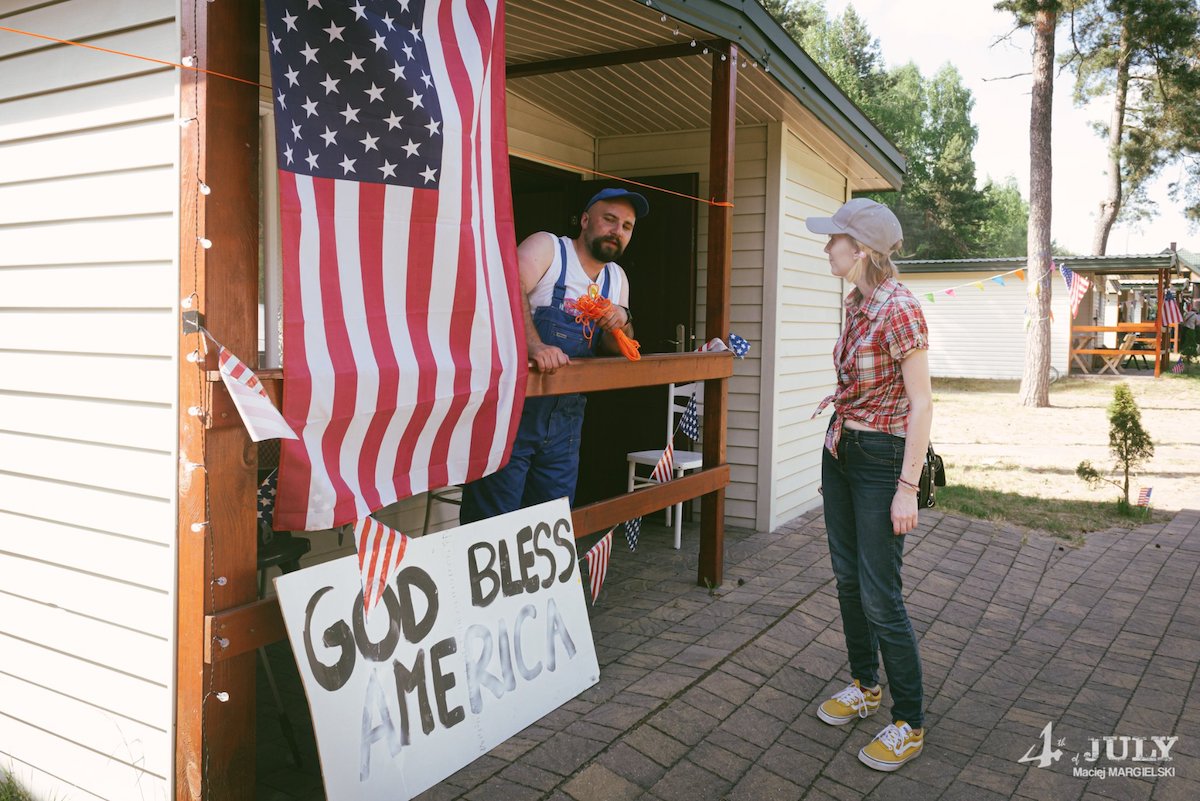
[897,253,1192,276]
[650,0,906,189]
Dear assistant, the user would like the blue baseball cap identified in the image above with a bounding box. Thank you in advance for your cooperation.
[584,187,649,219]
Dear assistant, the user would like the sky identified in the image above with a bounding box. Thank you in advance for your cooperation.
[822,0,1195,256]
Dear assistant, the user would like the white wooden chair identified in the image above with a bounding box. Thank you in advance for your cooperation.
[625,382,703,549]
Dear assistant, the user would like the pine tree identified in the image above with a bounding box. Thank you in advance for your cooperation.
[1076,383,1155,507]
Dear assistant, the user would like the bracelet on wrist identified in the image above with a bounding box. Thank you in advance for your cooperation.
[896,477,920,493]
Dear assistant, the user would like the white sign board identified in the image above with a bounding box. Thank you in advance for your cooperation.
[274,498,600,800]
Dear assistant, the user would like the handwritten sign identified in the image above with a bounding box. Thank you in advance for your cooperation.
[274,498,600,800]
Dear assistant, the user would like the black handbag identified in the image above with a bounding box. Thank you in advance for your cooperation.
[917,444,946,508]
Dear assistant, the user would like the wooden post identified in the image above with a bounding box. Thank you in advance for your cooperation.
[699,43,736,588]
[1156,269,1165,377]
[176,2,260,799]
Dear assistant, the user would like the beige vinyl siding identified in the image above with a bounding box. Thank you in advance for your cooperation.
[769,125,848,529]
[507,93,595,171]
[902,272,1072,379]
[597,126,767,529]
[0,2,177,800]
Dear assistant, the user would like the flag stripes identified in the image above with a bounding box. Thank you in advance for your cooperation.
[217,345,298,442]
[650,442,675,483]
[583,529,613,603]
[355,516,410,617]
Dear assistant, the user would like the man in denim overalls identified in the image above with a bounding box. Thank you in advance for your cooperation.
[460,188,647,523]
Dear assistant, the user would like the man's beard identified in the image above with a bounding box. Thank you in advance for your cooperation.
[587,234,623,262]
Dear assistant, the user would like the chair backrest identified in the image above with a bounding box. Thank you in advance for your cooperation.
[667,381,703,443]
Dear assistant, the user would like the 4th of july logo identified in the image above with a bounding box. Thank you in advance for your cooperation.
[1019,722,1179,779]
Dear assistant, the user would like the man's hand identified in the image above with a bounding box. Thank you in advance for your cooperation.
[530,342,570,373]
[597,304,629,333]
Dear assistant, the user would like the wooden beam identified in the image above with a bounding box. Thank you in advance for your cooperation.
[507,40,722,79]
[176,3,259,799]
[204,466,730,662]
[699,43,737,589]
[1156,269,1165,377]
[243,352,734,409]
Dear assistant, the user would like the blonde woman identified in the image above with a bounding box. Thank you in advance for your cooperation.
[806,199,932,771]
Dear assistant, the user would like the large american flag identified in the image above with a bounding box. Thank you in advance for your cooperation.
[265,0,525,531]
[1058,263,1091,321]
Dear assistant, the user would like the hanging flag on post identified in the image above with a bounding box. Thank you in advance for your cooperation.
[355,515,409,618]
[583,529,614,603]
[1136,487,1153,507]
[217,344,299,442]
[265,0,526,531]
[1161,290,1183,327]
[1058,263,1092,320]
[623,517,641,551]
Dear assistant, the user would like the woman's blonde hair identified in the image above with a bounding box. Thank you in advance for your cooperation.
[847,239,901,288]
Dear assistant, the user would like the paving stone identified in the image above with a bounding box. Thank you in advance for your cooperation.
[561,763,642,801]
[648,759,731,801]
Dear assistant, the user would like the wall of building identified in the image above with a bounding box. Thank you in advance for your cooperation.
[0,2,179,798]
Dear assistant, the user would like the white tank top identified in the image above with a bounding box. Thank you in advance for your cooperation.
[528,233,629,311]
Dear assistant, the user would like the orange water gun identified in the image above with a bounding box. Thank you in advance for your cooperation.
[564,286,641,361]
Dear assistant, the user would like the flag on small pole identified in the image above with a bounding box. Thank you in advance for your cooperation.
[355,516,409,618]
[1058,263,1092,320]
[1136,487,1153,507]
[583,529,614,603]
[728,333,751,358]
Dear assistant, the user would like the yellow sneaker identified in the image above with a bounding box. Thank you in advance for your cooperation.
[859,721,924,771]
[816,680,882,725]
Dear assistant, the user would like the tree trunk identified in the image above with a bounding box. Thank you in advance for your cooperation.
[1092,16,1131,256]
[1020,2,1057,408]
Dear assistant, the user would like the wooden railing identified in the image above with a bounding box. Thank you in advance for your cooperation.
[1070,322,1163,376]
[202,352,735,663]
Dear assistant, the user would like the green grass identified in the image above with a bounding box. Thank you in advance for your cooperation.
[1,771,34,801]
[935,484,1157,544]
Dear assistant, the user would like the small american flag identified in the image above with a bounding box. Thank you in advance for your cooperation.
[1173,360,1185,374]
[355,515,409,618]
[623,517,641,551]
[679,394,699,440]
[1160,290,1183,327]
[258,470,279,531]
[1058,263,1091,321]
[217,345,298,442]
[728,333,750,358]
[583,529,613,603]
[695,337,729,354]
[1136,487,1152,507]
[650,442,675,483]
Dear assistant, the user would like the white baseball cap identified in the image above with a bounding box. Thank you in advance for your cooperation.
[806,198,903,254]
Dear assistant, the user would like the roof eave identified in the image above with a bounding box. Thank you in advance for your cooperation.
[652,0,906,190]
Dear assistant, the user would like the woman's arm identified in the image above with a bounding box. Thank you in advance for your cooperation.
[891,348,932,535]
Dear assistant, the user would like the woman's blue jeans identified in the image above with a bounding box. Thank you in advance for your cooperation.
[821,425,924,729]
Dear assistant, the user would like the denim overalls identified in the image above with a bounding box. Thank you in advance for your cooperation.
[460,238,610,524]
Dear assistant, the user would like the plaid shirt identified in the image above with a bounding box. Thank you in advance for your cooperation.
[814,278,929,457]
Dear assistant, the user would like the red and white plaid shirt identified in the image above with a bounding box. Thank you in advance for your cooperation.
[814,278,929,457]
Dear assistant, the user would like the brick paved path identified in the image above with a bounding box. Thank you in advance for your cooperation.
[258,509,1200,801]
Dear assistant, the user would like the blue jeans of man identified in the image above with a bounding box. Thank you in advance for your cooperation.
[459,393,586,523]
[821,424,924,729]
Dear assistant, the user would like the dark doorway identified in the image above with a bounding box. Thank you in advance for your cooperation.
[508,161,699,507]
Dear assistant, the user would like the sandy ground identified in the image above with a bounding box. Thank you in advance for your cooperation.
[930,374,1200,512]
